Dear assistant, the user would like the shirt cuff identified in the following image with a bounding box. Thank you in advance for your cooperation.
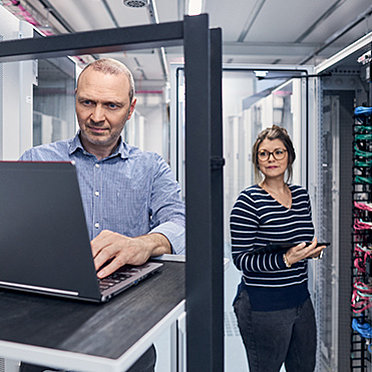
[150,221,185,255]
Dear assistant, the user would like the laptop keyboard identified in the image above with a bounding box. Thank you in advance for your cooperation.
[98,265,146,291]
[99,270,133,291]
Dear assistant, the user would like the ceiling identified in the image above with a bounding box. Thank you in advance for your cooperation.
[3,0,372,90]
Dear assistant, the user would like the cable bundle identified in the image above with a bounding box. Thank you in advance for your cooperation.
[352,318,372,353]
[354,219,372,231]
[351,106,372,364]
[352,280,372,313]
[354,106,372,119]
[354,244,372,274]
[354,201,372,212]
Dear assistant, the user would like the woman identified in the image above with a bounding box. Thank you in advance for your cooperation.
[230,125,325,372]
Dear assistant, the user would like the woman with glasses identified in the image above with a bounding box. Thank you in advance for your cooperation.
[230,125,326,372]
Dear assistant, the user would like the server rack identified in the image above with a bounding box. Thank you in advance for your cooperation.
[314,35,372,372]
[351,105,372,371]
[350,42,372,371]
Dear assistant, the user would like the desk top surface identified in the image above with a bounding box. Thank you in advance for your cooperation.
[0,261,185,360]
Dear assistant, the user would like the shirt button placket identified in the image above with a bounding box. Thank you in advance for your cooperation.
[93,162,102,234]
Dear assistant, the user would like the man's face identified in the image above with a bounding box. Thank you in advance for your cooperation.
[75,68,136,155]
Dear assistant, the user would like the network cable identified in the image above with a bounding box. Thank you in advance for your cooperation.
[354,106,372,118]
[352,318,372,353]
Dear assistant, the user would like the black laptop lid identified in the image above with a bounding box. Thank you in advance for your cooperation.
[0,161,101,300]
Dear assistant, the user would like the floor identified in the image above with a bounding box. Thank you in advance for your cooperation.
[223,261,250,372]
[154,256,288,372]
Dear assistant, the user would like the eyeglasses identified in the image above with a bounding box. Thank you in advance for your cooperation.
[257,148,287,161]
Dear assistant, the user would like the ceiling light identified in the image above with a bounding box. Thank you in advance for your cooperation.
[187,0,203,15]
[123,0,148,8]
[254,70,268,78]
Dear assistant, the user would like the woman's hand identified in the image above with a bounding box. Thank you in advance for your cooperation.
[284,238,325,266]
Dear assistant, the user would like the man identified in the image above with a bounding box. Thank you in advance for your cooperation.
[19,58,185,372]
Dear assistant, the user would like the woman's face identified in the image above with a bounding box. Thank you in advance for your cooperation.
[257,138,289,180]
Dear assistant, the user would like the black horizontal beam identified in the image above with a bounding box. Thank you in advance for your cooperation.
[0,21,184,62]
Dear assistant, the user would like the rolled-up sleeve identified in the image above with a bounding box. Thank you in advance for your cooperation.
[151,221,185,255]
[148,154,185,255]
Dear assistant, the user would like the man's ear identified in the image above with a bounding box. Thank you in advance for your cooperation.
[127,98,137,120]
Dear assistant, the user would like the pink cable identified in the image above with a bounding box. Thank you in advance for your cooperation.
[352,281,372,313]
[354,219,372,230]
[354,201,372,212]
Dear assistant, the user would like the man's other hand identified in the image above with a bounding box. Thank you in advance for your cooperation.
[91,230,171,278]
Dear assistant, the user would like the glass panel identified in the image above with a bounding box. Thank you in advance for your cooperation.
[223,70,291,223]
[220,70,306,370]
[123,90,170,161]
[0,5,34,160]
[172,66,309,371]
[173,67,307,245]
[33,58,76,145]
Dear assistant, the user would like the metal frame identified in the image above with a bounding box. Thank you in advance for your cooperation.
[209,28,224,372]
[314,31,372,74]
[0,14,223,372]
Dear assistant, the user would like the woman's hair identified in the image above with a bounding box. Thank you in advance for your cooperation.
[252,125,296,183]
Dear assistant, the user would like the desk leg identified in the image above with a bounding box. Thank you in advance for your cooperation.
[170,322,177,372]
[2,358,20,372]
[177,313,186,372]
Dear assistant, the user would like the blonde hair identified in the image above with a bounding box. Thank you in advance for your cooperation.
[252,125,296,183]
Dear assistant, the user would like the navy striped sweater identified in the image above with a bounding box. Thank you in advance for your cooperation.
[230,184,315,311]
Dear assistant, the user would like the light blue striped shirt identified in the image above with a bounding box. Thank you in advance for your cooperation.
[20,133,185,255]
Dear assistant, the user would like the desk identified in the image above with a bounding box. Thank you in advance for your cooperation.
[0,260,185,372]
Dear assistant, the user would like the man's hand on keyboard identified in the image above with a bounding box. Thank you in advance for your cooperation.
[91,230,171,278]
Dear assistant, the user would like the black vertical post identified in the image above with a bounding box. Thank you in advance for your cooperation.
[210,27,224,371]
[184,14,214,371]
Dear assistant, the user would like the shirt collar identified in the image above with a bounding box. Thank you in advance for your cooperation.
[68,132,129,160]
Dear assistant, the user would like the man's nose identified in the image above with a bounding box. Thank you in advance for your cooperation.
[91,105,105,122]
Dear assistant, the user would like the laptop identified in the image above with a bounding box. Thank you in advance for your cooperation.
[0,161,163,302]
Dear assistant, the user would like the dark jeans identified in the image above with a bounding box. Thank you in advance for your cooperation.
[20,344,156,372]
[233,289,316,372]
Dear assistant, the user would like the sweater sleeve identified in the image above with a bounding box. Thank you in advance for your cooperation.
[230,191,286,273]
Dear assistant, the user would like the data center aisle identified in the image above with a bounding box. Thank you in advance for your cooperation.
[224,256,286,372]
[154,255,286,372]
[224,261,249,372]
